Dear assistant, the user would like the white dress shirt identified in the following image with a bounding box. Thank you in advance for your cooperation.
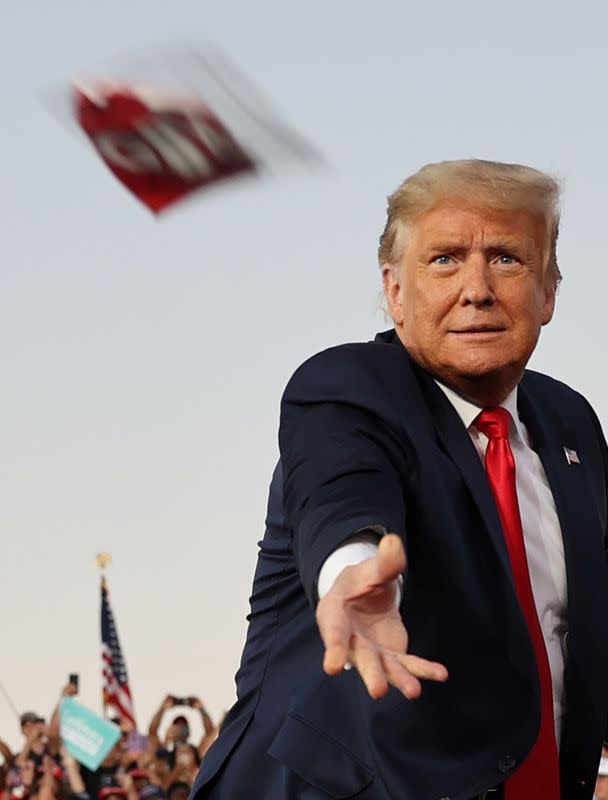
[318,382,568,742]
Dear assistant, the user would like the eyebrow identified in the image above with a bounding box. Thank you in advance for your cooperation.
[425,238,525,254]
[486,238,525,252]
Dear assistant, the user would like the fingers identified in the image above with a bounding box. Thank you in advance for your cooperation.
[375,534,407,583]
[318,599,449,700]
[396,654,449,683]
[384,656,422,699]
[350,638,389,699]
[349,534,406,598]
[317,595,352,675]
[323,641,350,675]
[382,653,449,699]
[349,644,448,700]
[321,627,449,701]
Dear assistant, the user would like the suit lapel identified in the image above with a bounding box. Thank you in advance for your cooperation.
[516,381,579,593]
[517,379,605,678]
[517,381,595,616]
[410,360,515,585]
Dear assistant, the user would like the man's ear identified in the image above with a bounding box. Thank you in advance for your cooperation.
[541,281,556,326]
[382,264,404,325]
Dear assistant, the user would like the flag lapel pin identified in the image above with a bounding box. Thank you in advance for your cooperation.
[563,446,580,465]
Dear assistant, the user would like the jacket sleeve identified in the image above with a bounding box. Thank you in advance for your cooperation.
[279,347,410,604]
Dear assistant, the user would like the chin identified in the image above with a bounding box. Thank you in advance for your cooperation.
[447,346,525,379]
[434,351,520,381]
[452,361,506,378]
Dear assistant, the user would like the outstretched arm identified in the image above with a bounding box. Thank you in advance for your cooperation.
[280,348,448,699]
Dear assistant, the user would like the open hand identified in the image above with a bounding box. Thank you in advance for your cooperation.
[161,694,175,711]
[315,534,448,699]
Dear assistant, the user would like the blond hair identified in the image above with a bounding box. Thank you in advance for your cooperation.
[378,159,562,286]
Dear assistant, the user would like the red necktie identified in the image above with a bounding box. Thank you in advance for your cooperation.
[475,407,560,799]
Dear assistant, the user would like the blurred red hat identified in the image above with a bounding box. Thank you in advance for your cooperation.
[99,788,127,800]
[127,769,149,780]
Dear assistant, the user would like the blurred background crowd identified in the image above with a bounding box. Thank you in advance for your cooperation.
[0,685,223,800]
[4,679,608,799]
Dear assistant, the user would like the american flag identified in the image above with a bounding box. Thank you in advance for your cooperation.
[101,577,136,727]
[563,446,580,465]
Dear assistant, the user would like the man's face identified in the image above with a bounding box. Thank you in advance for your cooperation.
[383,200,555,403]
[21,721,33,738]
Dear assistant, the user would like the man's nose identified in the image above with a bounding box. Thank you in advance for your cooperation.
[459,258,496,307]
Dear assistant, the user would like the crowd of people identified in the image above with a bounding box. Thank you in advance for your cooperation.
[0,685,222,800]
[3,681,608,798]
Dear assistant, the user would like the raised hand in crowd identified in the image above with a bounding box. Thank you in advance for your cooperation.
[147,696,175,754]
[185,700,215,760]
[47,681,78,758]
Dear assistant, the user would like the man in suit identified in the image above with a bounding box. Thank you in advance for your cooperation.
[190,160,608,799]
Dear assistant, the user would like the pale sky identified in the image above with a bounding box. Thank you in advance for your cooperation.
[2,0,607,752]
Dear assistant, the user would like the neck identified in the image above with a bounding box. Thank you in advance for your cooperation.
[432,373,518,407]
[390,330,524,405]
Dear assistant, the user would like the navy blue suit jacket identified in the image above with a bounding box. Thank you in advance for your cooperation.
[190,331,608,800]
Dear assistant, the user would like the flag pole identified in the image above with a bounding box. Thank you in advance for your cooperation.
[95,553,112,577]
[95,553,112,717]
[0,680,20,721]
[97,555,137,729]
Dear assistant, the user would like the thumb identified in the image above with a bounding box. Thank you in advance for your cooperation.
[372,534,406,585]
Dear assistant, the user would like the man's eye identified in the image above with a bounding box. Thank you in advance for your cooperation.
[497,254,517,265]
[433,255,453,265]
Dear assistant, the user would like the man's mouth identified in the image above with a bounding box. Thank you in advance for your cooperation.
[450,325,506,333]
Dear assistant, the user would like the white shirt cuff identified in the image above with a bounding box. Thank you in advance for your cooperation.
[317,532,403,606]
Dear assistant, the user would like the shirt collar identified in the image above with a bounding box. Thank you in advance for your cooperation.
[433,380,525,440]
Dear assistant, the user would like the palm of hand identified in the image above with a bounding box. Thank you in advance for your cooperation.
[347,584,407,654]
[316,534,447,699]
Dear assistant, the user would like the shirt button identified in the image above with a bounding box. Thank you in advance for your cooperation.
[498,755,516,773]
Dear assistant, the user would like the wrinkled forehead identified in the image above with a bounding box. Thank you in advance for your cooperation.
[400,199,549,257]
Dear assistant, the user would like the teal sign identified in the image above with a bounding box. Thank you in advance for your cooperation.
[60,698,121,770]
